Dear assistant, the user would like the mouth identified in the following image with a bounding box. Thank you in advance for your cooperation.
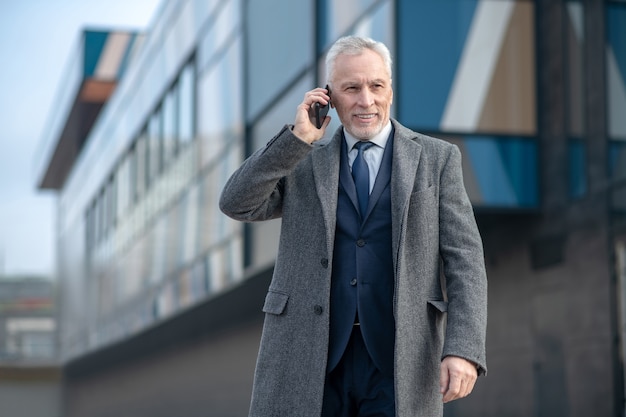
[354,113,377,120]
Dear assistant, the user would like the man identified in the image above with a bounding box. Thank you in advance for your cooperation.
[220,36,487,417]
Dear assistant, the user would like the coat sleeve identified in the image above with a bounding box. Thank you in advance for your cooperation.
[219,125,312,222]
[438,144,488,376]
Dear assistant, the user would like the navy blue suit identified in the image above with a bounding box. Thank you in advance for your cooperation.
[327,132,395,377]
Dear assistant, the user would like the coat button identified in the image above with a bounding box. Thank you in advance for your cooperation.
[320,258,329,268]
[313,305,323,315]
[350,278,357,286]
[356,239,365,247]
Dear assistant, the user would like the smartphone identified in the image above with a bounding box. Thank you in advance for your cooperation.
[314,85,331,129]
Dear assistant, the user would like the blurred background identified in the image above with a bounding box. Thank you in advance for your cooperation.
[1,0,626,416]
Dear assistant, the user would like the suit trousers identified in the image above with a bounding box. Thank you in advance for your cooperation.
[321,325,395,417]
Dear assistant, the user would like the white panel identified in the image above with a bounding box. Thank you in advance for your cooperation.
[567,3,584,42]
[608,47,626,140]
[95,33,131,80]
[440,0,515,132]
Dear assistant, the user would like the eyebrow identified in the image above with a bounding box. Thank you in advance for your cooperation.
[339,79,389,88]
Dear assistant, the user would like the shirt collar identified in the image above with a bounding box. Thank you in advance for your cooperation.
[343,121,392,151]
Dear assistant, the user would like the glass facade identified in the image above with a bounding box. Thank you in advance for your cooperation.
[48,0,548,361]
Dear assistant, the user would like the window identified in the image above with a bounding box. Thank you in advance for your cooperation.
[178,62,195,144]
[162,87,177,166]
[148,111,162,184]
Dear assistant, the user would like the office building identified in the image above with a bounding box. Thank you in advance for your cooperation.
[35,1,626,416]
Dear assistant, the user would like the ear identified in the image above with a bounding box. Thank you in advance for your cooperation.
[326,84,335,108]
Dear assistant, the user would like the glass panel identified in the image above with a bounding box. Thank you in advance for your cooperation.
[607,2,626,140]
[117,154,130,218]
[318,0,382,50]
[181,181,200,265]
[197,37,244,169]
[252,74,314,151]
[199,168,218,252]
[148,110,162,182]
[162,88,177,168]
[246,0,314,121]
[164,201,182,276]
[179,62,195,144]
[398,0,536,135]
[616,239,626,411]
[565,2,585,137]
[568,139,587,199]
[444,135,538,208]
[197,0,241,74]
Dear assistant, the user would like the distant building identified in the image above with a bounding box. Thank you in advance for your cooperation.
[0,276,60,417]
[35,1,626,417]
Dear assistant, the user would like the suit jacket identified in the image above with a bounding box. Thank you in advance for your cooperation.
[327,131,395,375]
[219,119,488,417]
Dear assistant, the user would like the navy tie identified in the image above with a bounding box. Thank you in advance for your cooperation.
[352,141,374,216]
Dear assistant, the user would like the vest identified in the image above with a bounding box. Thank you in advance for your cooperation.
[327,131,395,376]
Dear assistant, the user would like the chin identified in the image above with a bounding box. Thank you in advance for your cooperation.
[349,125,382,141]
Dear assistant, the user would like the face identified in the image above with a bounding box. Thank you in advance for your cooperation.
[329,49,393,140]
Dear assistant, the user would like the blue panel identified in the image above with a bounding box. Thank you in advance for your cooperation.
[464,136,538,208]
[397,0,477,129]
[83,31,109,78]
[568,139,587,199]
[607,3,626,87]
[317,0,329,52]
[610,140,626,177]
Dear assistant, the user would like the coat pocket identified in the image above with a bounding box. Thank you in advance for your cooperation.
[427,300,448,313]
[262,290,289,315]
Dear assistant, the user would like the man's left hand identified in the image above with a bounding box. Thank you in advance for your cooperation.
[439,356,478,403]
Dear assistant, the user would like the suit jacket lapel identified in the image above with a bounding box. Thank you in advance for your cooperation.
[363,128,394,223]
[312,120,423,256]
[338,137,360,215]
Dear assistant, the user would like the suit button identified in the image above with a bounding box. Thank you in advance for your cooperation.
[350,278,357,286]
[313,305,323,315]
[356,239,365,247]
[320,258,329,268]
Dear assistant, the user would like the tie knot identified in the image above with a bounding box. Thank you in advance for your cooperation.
[353,141,374,153]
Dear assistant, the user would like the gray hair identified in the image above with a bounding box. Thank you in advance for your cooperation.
[325,36,393,87]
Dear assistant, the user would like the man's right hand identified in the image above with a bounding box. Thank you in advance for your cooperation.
[292,87,331,144]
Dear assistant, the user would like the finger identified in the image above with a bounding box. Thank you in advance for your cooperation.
[463,376,476,398]
[306,89,330,106]
[439,363,450,396]
[443,374,462,403]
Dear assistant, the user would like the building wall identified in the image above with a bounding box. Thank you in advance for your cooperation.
[65,319,262,417]
[0,367,61,417]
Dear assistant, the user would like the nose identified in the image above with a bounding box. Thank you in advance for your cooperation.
[356,88,374,107]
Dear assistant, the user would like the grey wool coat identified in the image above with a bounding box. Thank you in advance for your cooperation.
[219,119,488,417]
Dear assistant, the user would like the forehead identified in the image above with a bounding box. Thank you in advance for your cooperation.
[332,49,390,83]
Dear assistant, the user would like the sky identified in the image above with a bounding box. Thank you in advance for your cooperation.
[0,0,161,277]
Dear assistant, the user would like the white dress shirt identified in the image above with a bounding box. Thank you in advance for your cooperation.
[344,121,392,194]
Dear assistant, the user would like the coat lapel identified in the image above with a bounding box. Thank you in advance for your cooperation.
[312,121,423,257]
[312,129,343,251]
[390,120,422,264]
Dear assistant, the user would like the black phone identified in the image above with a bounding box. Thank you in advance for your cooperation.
[314,85,331,129]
